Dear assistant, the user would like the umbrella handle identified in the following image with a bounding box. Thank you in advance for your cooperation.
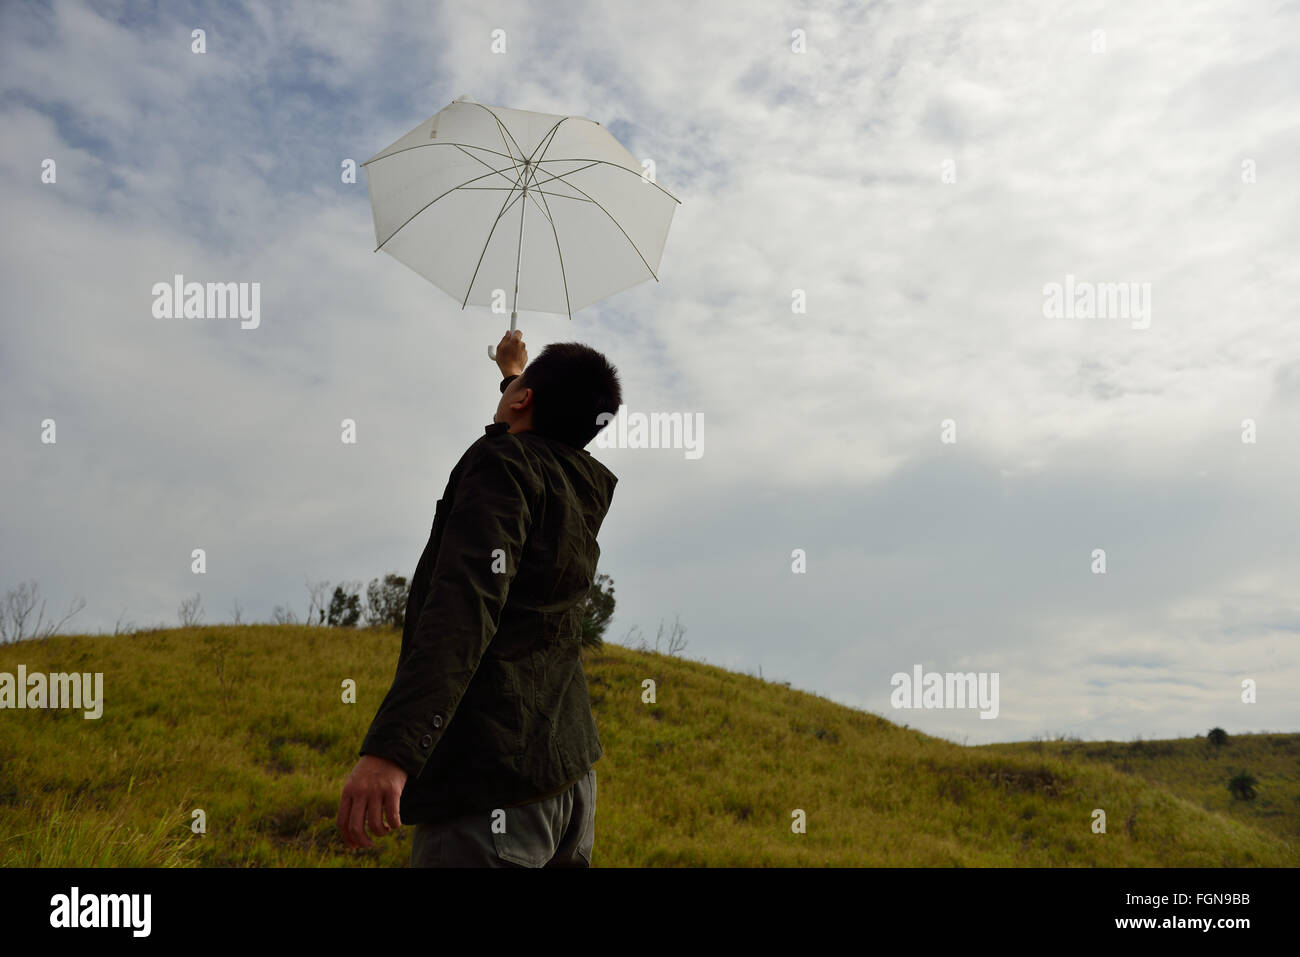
[487,311,519,361]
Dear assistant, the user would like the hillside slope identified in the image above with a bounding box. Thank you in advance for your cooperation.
[0,626,1293,866]
[980,733,1300,849]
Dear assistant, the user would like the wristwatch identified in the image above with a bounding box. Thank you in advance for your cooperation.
[499,374,519,393]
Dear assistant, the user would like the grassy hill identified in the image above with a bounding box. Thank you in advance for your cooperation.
[980,732,1300,849]
[0,625,1294,866]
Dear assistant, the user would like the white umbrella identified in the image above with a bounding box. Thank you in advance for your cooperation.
[362,95,680,359]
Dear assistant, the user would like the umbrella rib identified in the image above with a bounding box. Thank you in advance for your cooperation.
[456,186,592,203]
[523,119,599,201]
[527,167,662,282]
[460,157,533,310]
[500,120,571,317]
[533,182,573,320]
[523,118,579,198]
[527,117,569,162]
[369,103,532,308]
[506,160,604,212]
[370,123,634,250]
[515,160,601,200]
[482,189,548,235]
[477,119,574,315]
[527,118,574,172]
[521,122,576,319]
[465,102,528,167]
[495,187,542,219]
[374,161,527,252]
[512,118,570,220]
[449,144,553,220]
[362,141,518,167]
[534,158,682,203]
[451,144,526,187]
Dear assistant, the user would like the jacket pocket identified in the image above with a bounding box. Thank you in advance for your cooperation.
[540,605,582,645]
[490,665,524,760]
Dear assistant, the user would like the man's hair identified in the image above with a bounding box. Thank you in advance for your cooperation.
[518,342,622,448]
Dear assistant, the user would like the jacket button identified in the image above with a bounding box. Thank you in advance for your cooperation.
[419,734,433,749]
[432,714,443,728]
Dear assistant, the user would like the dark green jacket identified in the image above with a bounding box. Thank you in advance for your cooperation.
[359,419,617,825]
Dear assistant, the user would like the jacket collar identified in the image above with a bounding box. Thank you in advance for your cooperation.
[484,422,601,462]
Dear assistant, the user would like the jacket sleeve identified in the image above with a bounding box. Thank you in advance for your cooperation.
[359,438,537,777]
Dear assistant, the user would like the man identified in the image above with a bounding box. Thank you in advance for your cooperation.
[337,330,621,866]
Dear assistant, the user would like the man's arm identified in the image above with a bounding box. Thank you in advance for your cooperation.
[338,439,537,848]
[358,440,536,772]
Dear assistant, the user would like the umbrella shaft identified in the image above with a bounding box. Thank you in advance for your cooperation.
[513,181,527,321]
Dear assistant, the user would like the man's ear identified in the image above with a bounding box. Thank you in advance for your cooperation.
[511,386,534,411]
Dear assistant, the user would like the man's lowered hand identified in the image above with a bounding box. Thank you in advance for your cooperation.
[338,754,408,849]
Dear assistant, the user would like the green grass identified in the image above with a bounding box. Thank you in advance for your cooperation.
[980,733,1300,849]
[0,626,1294,866]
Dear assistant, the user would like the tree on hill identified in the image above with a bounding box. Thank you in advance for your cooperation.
[621,614,688,657]
[578,572,616,649]
[1207,727,1229,749]
[271,604,298,625]
[1227,771,1258,801]
[365,574,409,629]
[306,579,331,626]
[327,582,362,627]
[1,580,87,643]
[177,592,204,627]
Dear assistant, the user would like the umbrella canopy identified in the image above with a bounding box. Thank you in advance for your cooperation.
[363,95,680,355]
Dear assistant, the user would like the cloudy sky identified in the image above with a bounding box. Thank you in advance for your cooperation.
[2,0,1297,744]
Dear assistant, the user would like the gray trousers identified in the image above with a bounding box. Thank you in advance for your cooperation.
[410,768,596,867]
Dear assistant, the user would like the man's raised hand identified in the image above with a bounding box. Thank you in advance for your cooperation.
[495,330,527,377]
